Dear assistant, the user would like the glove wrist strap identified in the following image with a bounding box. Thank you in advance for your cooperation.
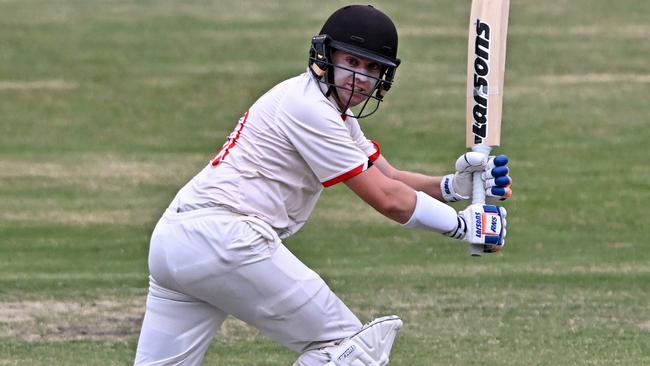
[444,216,467,240]
[440,174,468,202]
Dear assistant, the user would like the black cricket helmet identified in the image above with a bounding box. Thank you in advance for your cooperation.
[309,5,401,118]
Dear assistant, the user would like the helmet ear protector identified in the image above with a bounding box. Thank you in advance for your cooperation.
[378,62,399,98]
[309,34,330,78]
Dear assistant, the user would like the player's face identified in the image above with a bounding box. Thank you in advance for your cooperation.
[331,50,382,108]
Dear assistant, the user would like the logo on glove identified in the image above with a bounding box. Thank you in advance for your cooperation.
[443,177,452,195]
[474,212,482,238]
[474,212,501,239]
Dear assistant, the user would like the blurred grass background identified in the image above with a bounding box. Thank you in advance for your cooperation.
[1,0,649,365]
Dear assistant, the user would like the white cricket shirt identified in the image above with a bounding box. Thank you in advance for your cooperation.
[169,71,380,238]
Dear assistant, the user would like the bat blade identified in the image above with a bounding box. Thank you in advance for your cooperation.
[465,0,510,256]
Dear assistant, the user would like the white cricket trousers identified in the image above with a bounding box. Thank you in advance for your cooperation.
[134,207,362,365]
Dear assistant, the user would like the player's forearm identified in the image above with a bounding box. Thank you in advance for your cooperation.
[391,169,444,201]
[345,166,417,224]
[372,156,445,201]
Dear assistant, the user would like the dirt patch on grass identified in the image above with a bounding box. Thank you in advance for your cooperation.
[142,77,184,88]
[0,298,143,342]
[0,153,206,226]
[400,25,649,39]
[0,209,150,227]
[539,73,650,84]
[0,154,201,183]
[503,73,649,99]
[0,80,78,91]
[0,297,259,343]
[323,262,650,278]
[511,25,649,38]
[639,321,650,332]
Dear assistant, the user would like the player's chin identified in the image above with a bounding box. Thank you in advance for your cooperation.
[337,87,369,106]
[348,93,370,107]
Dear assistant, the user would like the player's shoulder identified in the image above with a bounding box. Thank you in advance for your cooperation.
[279,72,342,125]
[249,71,345,134]
[280,72,327,104]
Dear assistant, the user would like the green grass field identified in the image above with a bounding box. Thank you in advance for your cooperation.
[1,0,649,365]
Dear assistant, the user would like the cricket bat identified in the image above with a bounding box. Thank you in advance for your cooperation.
[465,0,510,256]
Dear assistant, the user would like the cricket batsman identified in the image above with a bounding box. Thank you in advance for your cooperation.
[134,5,512,365]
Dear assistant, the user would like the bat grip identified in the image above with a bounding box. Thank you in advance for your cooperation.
[469,145,492,256]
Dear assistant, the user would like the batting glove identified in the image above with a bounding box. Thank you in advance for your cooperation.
[444,203,507,252]
[440,152,512,202]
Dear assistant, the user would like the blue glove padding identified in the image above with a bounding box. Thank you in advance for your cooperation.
[485,155,512,201]
[457,204,507,251]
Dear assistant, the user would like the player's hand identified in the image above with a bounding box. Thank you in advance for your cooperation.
[440,152,512,202]
[444,204,507,252]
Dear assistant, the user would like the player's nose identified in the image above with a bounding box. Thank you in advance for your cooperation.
[353,70,370,83]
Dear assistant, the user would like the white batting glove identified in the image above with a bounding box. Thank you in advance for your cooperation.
[444,203,507,252]
[440,152,512,202]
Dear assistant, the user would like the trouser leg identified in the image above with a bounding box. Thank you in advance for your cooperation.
[134,278,226,366]
[185,242,363,354]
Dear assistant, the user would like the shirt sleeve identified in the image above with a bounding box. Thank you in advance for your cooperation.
[278,99,369,187]
[346,116,381,162]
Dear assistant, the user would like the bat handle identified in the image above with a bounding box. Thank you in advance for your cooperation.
[469,144,492,256]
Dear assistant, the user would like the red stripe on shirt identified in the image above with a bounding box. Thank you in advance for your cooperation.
[322,163,366,187]
[369,140,381,162]
[211,111,249,166]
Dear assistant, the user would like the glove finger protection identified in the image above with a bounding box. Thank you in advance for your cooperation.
[484,155,512,201]
[491,154,509,168]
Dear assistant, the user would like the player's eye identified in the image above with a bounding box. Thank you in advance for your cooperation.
[346,56,359,67]
[367,63,381,72]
